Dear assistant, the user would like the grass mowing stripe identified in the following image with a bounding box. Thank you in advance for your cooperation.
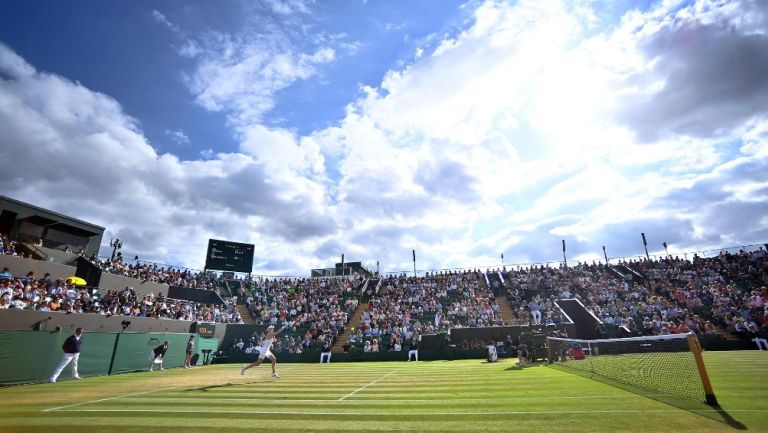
[0,351,761,432]
[42,386,179,412]
[337,369,398,401]
[118,394,666,403]
[45,408,768,415]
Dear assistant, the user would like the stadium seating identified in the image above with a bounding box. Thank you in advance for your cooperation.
[3,231,766,353]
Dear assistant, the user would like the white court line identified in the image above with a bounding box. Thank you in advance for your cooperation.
[44,408,768,415]
[107,394,679,403]
[337,369,398,401]
[43,386,179,412]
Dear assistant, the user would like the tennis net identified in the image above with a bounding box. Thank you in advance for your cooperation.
[547,333,717,405]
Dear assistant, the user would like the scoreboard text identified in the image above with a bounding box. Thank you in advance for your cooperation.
[204,239,254,273]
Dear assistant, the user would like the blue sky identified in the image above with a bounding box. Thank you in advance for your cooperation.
[0,0,469,158]
[0,0,766,275]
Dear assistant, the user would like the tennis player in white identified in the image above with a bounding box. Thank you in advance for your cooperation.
[241,325,283,378]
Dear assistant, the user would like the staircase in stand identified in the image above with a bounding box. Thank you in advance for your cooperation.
[236,304,256,325]
[495,296,523,325]
[486,272,505,297]
[555,299,601,339]
[332,302,367,353]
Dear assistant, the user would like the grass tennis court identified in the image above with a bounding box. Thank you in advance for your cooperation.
[1,351,766,433]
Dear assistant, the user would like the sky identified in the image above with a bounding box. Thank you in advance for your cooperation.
[0,0,766,276]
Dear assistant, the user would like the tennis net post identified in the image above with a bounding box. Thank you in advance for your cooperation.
[687,333,718,406]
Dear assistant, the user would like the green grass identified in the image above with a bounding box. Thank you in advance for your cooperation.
[1,351,766,432]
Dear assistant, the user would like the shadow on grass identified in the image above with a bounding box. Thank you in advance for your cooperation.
[184,379,276,392]
[185,381,266,392]
[547,365,746,430]
[503,361,547,371]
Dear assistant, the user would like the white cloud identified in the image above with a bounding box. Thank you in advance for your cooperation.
[150,10,180,33]
[384,22,406,31]
[0,42,333,273]
[164,129,190,146]
[263,0,312,15]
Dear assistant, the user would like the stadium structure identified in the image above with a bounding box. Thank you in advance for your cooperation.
[0,197,766,432]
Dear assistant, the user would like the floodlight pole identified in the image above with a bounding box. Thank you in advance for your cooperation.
[641,233,650,260]
[412,250,416,278]
[562,240,567,267]
[109,238,122,261]
[602,246,608,265]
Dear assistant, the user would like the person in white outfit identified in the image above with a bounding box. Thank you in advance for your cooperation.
[753,336,768,350]
[528,297,543,325]
[50,327,84,383]
[241,325,284,378]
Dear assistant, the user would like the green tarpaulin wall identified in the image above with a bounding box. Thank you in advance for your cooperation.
[0,330,218,385]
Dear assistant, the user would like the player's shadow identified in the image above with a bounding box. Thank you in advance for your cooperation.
[504,361,545,371]
[186,383,238,392]
[186,381,264,392]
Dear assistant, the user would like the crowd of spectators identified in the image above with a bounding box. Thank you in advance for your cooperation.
[344,271,503,352]
[90,253,225,291]
[2,234,226,292]
[4,229,767,351]
[499,247,767,345]
[234,277,360,353]
[631,248,767,343]
[0,234,25,258]
[0,268,242,324]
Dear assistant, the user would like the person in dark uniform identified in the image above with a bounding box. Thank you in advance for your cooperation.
[50,327,84,383]
[407,338,419,361]
[517,341,529,366]
[184,335,195,368]
[149,340,169,371]
[320,341,332,363]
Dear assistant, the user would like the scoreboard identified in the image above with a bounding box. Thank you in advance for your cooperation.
[196,322,216,338]
[204,239,254,273]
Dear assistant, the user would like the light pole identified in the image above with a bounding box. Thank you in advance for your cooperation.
[641,233,650,260]
[602,245,608,265]
[562,240,567,267]
[109,238,122,261]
